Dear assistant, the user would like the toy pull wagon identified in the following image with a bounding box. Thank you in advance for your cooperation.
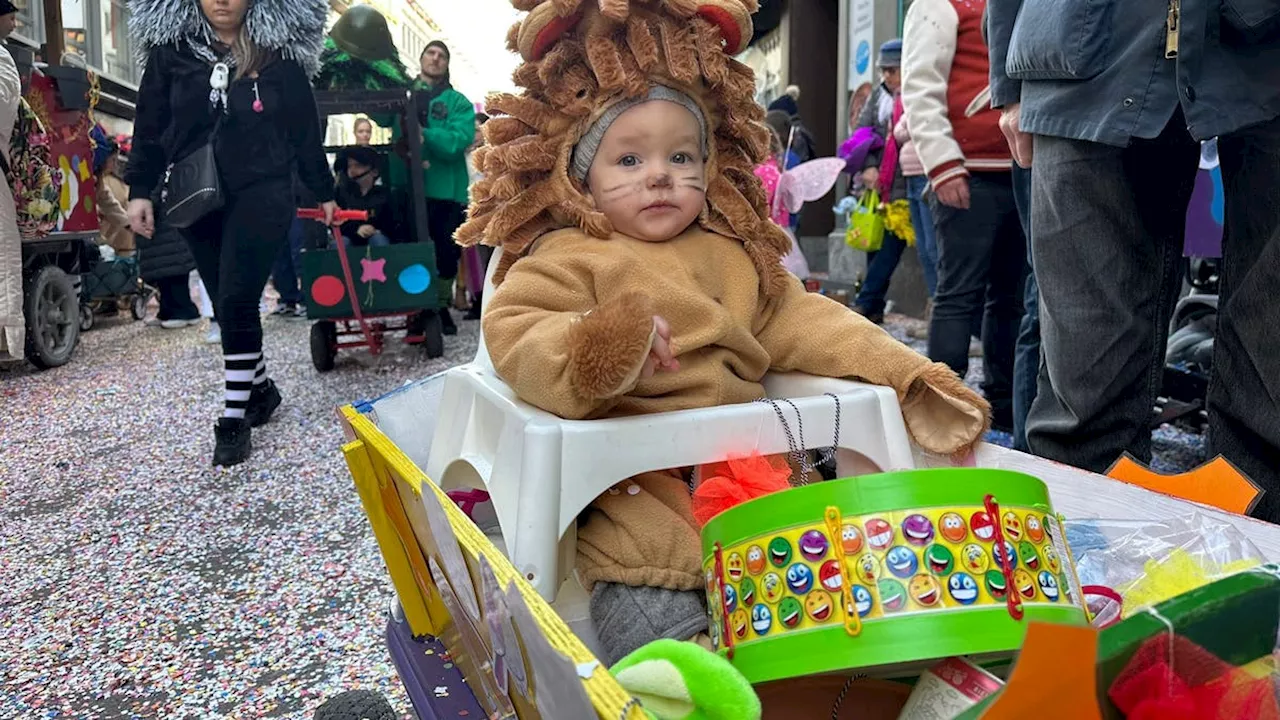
[302,88,445,372]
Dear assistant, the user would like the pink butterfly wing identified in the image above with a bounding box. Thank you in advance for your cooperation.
[777,158,848,214]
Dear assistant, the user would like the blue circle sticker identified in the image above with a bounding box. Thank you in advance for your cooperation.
[855,40,871,75]
[398,263,431,295]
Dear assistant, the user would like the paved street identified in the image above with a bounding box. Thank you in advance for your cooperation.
[1,308,480,719]
[0,299,1203,720]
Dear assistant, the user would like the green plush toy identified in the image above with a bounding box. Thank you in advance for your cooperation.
[610,640,761,720]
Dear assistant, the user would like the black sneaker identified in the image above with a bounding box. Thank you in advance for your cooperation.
[213,417,251,467]
[439,307,458,336]
[245,379,282,428]
[464,291,482,321]
[853,305,885,325]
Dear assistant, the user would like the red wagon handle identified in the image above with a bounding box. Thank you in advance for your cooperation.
[297,206,374,354]
[297,207,369,222]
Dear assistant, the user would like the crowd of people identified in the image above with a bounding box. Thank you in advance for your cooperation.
[826,0,1279,522]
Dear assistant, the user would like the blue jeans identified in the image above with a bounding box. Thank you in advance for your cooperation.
[271,217,307,306]
[335,232,391,248]
[906,175,939,297]
[854,230,907,315]
[1010,164,1037,451]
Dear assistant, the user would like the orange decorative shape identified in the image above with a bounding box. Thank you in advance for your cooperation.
[1106,454,1261,515]
[984,622,1102,719]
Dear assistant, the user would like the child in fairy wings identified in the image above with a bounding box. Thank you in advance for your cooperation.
[459,0,990,664]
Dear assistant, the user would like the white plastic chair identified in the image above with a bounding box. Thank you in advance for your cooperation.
[425,250,917,600]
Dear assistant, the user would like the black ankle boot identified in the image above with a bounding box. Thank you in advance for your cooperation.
[245,379,282,428]
[213,417,251,467]
[439,307,458,336]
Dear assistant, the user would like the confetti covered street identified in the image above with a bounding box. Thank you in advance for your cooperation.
[0,309,481,720]
[0,302,1206,720]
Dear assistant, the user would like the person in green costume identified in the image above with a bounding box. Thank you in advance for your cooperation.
[412,40,475,336]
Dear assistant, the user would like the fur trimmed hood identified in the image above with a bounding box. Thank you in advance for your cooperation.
[128,0,330,76]
[457,0,795,298]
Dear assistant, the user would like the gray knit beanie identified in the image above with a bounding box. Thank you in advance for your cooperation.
[570,85,708,182]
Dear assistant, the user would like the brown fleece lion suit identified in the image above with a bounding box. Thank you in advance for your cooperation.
[460,0,990,664]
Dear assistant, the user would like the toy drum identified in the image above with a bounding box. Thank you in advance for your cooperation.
[701,469,1087,684]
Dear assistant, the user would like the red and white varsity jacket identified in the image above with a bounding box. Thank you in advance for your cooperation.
[901,0,1011,187]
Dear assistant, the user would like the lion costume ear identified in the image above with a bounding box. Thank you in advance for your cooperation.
[516,0,754,61]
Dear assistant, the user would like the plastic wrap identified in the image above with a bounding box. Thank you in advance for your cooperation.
[1065,514,1265,624]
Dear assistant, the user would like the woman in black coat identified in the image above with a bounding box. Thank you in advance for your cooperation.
[125,0,335,466]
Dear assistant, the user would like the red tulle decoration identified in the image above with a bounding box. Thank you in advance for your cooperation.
[1108,633,1280,720]
[692,453,794,527]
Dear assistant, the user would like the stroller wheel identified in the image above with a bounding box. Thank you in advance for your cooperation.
[131,291,151,321]
[79,304,95,332]
[313,690,396,720]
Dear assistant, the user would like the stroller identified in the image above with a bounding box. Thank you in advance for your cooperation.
[79,247,154,331]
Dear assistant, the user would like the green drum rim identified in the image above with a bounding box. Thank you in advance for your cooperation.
[702,469,1053,556]
[725,604,1086,684]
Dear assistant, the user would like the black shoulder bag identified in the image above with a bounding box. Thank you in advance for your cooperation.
[161,110,224,229]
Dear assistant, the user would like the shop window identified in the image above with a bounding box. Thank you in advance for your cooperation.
[12,0,45,48]
[99,0,137,84]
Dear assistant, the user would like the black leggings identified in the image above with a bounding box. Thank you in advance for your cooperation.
[426,198,464,280]
[186,178,294,355]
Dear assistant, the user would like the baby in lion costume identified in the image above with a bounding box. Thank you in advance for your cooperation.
[460,0,990,664]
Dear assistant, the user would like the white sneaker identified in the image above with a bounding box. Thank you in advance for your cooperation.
[205,321,222,345]
[160,318,202,329]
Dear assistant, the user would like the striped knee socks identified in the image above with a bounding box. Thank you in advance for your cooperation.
[224,352,267,419]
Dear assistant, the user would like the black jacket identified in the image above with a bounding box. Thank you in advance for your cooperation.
[125,43,334,204]
[333,179,397,242]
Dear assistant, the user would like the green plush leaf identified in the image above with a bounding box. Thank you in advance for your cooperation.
[614,659,694,720]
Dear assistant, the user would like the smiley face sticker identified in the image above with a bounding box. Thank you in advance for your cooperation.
[878,578,908,613]
[909,574,941,607]
[762,572,784,603]
[840,524,864,556]
[902,514,935,546]
[778,597,803,628]
[1038,571,1060,601]
[726,552,744,582]
[991,541,1018,571]
[786,564,814,594]
[985,570,1008,600]
[806,590,835,622]
[851,585,874,617]
[1025,514,1045,543]
[751,604,773,635]
[1002,512,1024,542]
[865,518,894,550]
[799,530,830,562]
[925,544,955,576]
[970,511,996,542]
[1020,541,1041,571]
[723,584,737,613]
[939,512,967,543]
[739,577,757,606]
[962,544,990,574]
[768,537,792,567]
[885,546,919,579]
[745,545,766,575]
[947,572,979,605]
[1014,568,1037,600]
[1042,545,1062,574]
[730,608,748,638]
[856,553,880,584]
[819,560,843,592]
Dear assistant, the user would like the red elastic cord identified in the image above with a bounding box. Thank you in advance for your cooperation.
[713,542,735,659]
[984,494,1024,620]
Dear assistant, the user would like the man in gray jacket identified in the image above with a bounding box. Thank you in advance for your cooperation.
[987,0,1280,519]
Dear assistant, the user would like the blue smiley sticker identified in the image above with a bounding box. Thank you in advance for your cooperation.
[723,584,737,613]
[751,603,772,635]
[885,546,919,579]
[785,563,813,594]
[947,572,979,605]
[851,584,874,617]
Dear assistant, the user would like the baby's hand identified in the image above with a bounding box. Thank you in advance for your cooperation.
[642,315,680,378]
